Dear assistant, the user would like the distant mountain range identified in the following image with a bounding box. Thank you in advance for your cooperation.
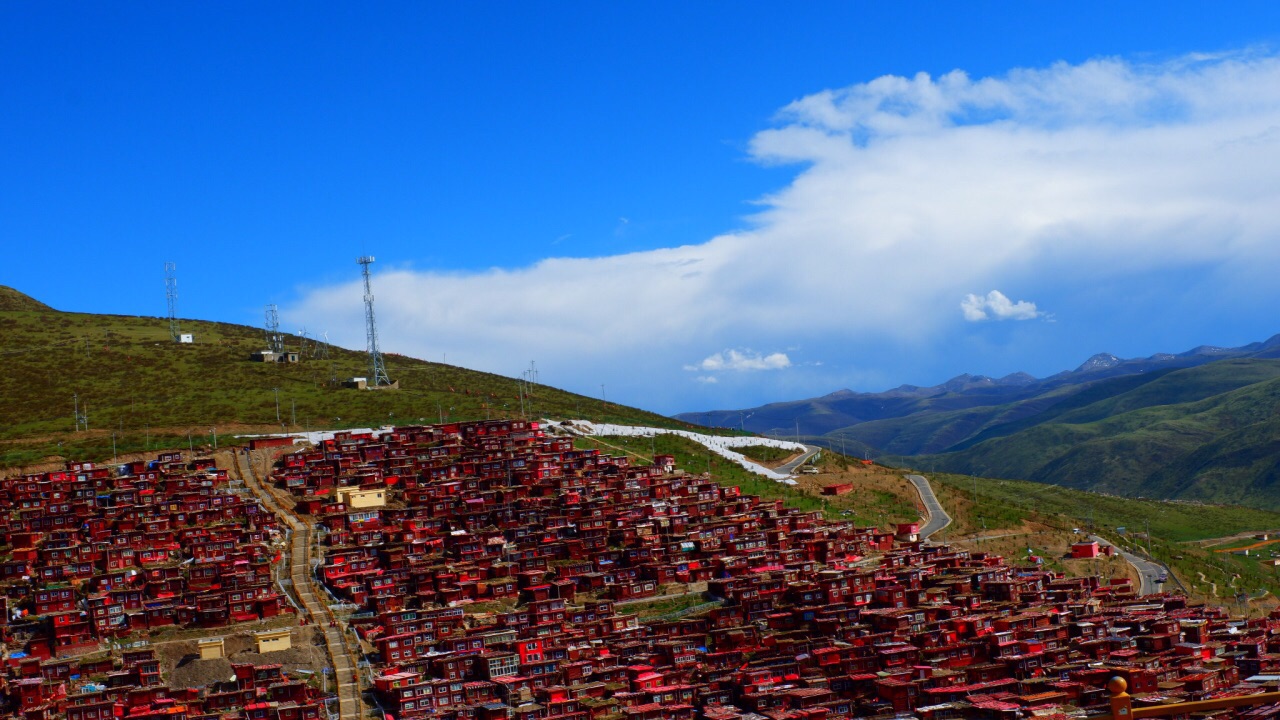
[676,336,1280,509]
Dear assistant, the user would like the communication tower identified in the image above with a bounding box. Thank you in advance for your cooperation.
[264,304,284,353]
[358,256,391,387]
[164,262,180,341]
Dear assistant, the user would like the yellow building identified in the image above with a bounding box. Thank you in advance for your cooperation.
[336,486,386,508]
[198,637,225,660]
[255,629,292,654]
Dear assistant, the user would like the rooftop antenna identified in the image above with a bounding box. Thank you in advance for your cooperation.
[357,256,391,387]
[264,304,284,353]
[164,262,180,342]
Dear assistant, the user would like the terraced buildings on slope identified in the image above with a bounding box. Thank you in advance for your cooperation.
[278,420,1280,720]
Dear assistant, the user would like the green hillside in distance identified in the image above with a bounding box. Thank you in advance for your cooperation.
[901,361,1280,509]
[0,286,713,468]
[682,335,1280,511]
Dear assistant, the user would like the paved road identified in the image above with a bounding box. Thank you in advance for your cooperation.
[776,445,821,475]
[1089,534,1166,596]
[899,475,1166,594]
[906,474,952,538]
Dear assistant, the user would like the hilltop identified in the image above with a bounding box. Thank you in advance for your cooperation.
[0,286,709,467]
[0,285,54,312]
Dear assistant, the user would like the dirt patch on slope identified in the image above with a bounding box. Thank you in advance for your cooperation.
[159,627,327,689]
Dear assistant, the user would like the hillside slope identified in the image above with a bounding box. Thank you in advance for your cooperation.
[912,365,1280,508]
[681,335,1280,509]
[0,286,706,467]
[677,336,1280,437]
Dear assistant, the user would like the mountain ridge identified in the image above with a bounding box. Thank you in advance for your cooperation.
[676,334,1280,509]
[677,334,1280,433]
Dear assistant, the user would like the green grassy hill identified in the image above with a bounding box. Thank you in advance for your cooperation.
[924,471,1280,607]
[903,361,1280,508]
[0,287,710,467]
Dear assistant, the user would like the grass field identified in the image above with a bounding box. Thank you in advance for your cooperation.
[576,434,919,528]
[734,444,796,464]
[0,287,722,468]
[924,469,1280,611]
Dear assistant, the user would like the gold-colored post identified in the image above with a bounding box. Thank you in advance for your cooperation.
[1108,677,1132,720]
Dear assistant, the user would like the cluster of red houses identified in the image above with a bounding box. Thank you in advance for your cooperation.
[271,420,1280,720]
[0,452,318,720]
[5,650,327,720]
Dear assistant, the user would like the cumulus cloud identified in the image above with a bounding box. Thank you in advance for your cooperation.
[961,291,1041,321]
[687,350,793,372]
[285,51,1280,412]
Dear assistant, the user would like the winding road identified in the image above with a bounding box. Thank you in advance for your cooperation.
[905,474,952,538]
[902,474,1170,597]
[1089,534,1167,596]
[776,445,821,475]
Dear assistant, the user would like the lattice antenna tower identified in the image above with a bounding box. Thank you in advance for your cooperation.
[164,262,180,342]
[358,256,391,386]
[264,304,284,353]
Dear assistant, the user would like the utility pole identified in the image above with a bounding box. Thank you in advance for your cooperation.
[291,399,296,428]
[112,432,117,462]
[212,427,217,451]
[273,388,281,424]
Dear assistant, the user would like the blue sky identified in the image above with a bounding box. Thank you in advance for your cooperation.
[4,3,1280,415]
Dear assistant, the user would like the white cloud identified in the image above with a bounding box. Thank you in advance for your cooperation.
[688,349,793,372]
[695,376,719,384]
[285,51,1280,412]
[961,290,1041,322]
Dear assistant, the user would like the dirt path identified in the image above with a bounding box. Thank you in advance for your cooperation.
[230,450,367,720]
[1196,571,1219,597]
[1214,538,1280,554]
[615,583,710,606]
[1191,530,1280,548]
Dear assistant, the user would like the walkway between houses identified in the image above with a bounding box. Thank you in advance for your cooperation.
[231,451,366,720]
